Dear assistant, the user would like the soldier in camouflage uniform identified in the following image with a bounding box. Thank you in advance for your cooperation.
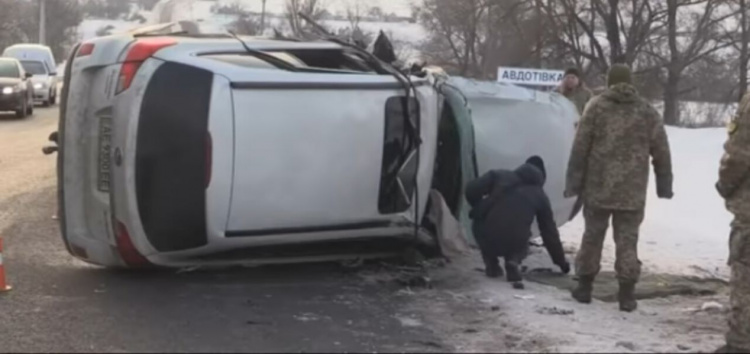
[555,67,593,115]
[564,64,673,312]
[715,93,750,353]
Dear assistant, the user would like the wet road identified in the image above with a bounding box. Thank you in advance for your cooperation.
[0,106,444,353]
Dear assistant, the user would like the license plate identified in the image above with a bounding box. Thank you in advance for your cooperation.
[97,117,113,192]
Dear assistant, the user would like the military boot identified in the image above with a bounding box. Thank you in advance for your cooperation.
[618,280,638,312]
[571,275,594,304]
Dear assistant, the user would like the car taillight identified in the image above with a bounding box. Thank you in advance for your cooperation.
[206,133,212,189]
[116,38,176,94]
[77,42,95,57]
[115,221,152,267]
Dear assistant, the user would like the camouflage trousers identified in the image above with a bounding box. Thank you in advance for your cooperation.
[727,225,750,351]
[575,206,644,282]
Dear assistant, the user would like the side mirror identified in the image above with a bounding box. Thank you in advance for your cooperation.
[25,72,32,79]
[50,72,57,77]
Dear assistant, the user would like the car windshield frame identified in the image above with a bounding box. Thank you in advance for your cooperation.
[20,60,48,75]
[0,61,20,78]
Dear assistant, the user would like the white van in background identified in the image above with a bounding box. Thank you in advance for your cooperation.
[2,44,59,106]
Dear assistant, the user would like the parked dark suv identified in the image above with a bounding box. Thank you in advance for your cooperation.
[0,58,34,118]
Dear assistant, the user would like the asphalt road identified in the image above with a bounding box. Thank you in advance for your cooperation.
[0,106,444,353]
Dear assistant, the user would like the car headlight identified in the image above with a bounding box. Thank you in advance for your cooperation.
[34,83,44,90]
[1,87,13,95]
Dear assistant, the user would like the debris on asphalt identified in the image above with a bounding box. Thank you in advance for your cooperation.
[396,316,423,328]
[700,301,725,313]
[294,313,322,322]
[490,305,500,311]
[176,266,201,274]
[536,306,574,316]
[513,294,535,300]
[340,258,365,270]
[677,344,691,351]
[616,341,638,351]
[414,340,443,349]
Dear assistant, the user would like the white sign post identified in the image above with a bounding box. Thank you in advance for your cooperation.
[497,67,565,87]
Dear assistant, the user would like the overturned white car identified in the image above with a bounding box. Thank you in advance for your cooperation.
[53,23,579,268]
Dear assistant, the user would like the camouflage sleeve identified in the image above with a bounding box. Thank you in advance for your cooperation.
[565,97,598,196]
[718,95,750,199]
[649,108,673,197]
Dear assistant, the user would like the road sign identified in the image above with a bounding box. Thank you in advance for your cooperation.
[497,67,565,86]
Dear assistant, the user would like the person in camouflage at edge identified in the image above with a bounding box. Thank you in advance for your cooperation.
[564,64,674,312]
[715,93,750,353]
[555,67,593,116]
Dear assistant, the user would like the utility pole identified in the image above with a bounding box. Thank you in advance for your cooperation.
[261,0,267,34]
[39,0,47,45]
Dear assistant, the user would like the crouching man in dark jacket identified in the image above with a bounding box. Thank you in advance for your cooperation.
[466,157,571,289]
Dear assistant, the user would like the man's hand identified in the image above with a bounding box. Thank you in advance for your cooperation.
[656,175,674,200]
[716,181,732,199]
[558,261,571,275]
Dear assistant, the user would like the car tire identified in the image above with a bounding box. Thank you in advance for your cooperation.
[42,99,50,107]
[49,89,56,105]
[16,99,27,119]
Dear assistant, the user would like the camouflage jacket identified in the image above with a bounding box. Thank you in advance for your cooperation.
[565,83,673,210]
[557,85,593,115]
[718,93,750,222]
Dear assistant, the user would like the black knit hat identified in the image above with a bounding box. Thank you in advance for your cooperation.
[564,67,581,77]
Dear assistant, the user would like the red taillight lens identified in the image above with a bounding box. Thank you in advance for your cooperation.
[116,38,176,94]
[206,133,213,189]
[115,221,152,267]
[77,42,95,57]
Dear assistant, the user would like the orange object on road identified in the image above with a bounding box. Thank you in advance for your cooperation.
[0,238,11,293]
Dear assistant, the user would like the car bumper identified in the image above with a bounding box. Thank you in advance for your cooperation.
[33,88,50,101]
[0,93,22,111]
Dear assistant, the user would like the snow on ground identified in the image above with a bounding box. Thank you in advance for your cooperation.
[405,255,727,353]
[401,126,732,353]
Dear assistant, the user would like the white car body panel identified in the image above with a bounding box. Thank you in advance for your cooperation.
[448,78,579,227]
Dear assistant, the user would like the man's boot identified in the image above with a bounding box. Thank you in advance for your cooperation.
[572,275,594,304]
[618,280,638,312]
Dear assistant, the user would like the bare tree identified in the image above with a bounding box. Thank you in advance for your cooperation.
[736,0,749,99]
[418,0,497,78]
[535,0,665,78]
[342,0,373,47]
[645,0,735,125]
[285,0,327,37]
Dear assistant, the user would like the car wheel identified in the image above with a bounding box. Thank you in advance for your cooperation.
[16,99,27,119]
[42,99,50,107]
[49,89,56,105]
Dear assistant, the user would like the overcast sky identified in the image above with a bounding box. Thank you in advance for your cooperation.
[224,0,416,17]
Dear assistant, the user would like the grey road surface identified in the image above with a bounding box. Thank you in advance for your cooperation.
[0,107,445,353]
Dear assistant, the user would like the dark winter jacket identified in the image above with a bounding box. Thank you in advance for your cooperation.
[465,163,567,266]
